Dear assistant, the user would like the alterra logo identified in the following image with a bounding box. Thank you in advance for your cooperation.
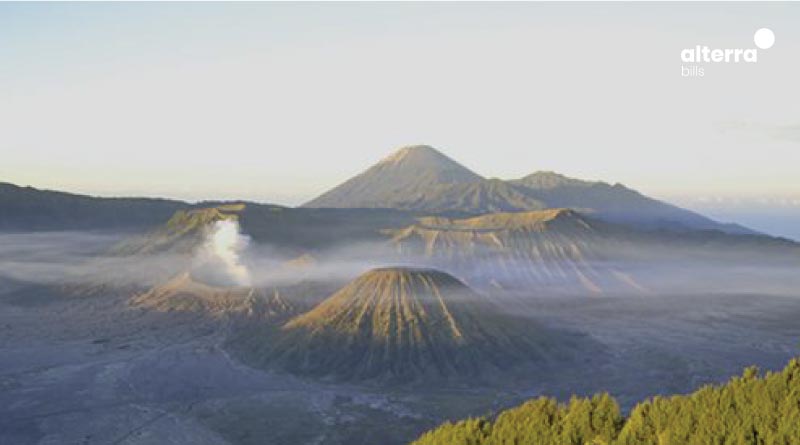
[681,28,774,77]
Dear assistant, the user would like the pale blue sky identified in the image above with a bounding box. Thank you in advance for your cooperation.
[1,2,799,208]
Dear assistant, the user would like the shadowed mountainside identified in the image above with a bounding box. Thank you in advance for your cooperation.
[0,182,187,231]
[511,171,752,233]
[0,182,417,251]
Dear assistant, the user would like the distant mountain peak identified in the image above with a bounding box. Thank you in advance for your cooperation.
[371,145,479,181]
[379,144,443,165]
[302,145,482,209]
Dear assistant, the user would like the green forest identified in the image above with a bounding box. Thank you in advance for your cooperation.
[412,358,800,445]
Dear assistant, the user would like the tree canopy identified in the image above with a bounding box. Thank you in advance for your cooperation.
[413,358,800,445]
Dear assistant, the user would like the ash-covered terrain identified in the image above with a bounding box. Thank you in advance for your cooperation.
[2,264,798,444]
[2,146,800,445]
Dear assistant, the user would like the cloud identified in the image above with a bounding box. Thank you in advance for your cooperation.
[716,120,800,144]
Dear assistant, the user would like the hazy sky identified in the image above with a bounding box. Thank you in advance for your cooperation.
[2,2,799,207]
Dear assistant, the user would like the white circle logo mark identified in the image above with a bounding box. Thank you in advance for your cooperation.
[754,28,775,49]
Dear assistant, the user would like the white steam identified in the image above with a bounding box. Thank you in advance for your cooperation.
[193,219,252,286]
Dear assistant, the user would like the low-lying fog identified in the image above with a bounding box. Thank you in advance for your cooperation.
[2,221,799,298]
[1,226,799,445]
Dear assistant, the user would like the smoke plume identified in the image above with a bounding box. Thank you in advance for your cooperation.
[193,219,252,286]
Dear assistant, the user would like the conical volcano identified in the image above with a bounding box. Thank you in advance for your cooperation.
[245,267,575,384]
[302,145,483,209]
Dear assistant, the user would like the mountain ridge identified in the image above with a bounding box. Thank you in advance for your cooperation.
[303,145,754,234]
[0,182,189,231]
[1,145,756,236]
[387,209,633,294]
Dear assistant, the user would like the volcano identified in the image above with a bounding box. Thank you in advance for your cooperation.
[302,145,483,209]
[131,272,294,319]
[386,209,638,294]
[113,203,246,255]
[302,145,752,234]
[243,267,577,384]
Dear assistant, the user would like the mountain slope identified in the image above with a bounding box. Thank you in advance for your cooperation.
[511,171,754,234]
[302,145,483,209]
[303,145,753,234]
[0,182,187,231]
[238,267,578,384]
[387,179,547,214]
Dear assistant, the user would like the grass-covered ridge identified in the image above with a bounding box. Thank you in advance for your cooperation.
[412,357,800,445]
